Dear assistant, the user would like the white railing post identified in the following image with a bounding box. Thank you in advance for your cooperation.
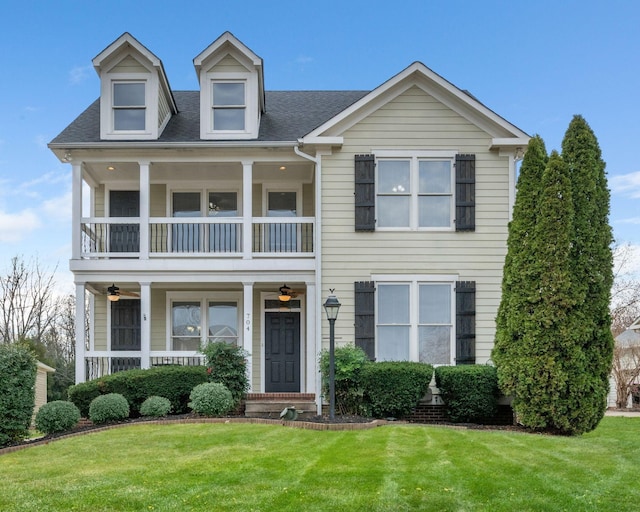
[71,162,83,260]
[75,283,86,383]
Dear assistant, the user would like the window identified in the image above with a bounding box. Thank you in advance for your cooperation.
[376,280,454,364]
[266,190,297,252]
[377,157,453,229]
[169,294,239,351]
[212,82,245,130]
[113,82,146,131]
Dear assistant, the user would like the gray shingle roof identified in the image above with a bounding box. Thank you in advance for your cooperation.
[50,90,370,145]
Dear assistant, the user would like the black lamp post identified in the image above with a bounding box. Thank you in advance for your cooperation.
[323,289,341,420]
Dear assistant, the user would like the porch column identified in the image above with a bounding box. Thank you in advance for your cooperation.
[139,161,150,259]
[71,162,83,260]
[75,283,86,383]
[243,281,254,391]
[140,282,151,369]
[305,281,317,393]
[242,161,253,260]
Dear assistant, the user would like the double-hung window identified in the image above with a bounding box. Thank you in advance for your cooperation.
[113,81,146,131]
[376,279,454,364]
[212,82,245,131]
[377,156,453,229]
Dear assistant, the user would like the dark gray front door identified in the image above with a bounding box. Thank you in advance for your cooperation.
[111,300,141,351]
[110,190,140,252]
[265,312,300,392]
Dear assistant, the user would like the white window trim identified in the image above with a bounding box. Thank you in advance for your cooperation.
[262,185,302,217]
[372,274,457,365]
[165,291,242,352]
[168,185,243,217]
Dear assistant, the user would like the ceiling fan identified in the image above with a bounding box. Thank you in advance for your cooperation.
[277,284,303,302]
[107,284,140,302]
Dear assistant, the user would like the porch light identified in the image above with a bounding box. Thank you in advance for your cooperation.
[323,289,341,420]
[107,284,120,302]
[278,284,292,302]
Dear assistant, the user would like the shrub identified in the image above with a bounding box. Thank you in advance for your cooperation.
[35,401,81,434]
[140,396,172,417]
[189,382,235,417]
[200,342,250,404]
[319,345,369,415]
[89,393,130,424]
[68,366,209,417]
[361,362,433,418]
[0,344,37,447]
[435,365,500,423]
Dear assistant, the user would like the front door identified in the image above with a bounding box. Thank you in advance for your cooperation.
[110,190,140,252]
[111,299,141,372]
[265,312,300,392]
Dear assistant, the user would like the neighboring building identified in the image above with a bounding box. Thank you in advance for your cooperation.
[34,361,55,422]
[608,317,640,408]
[49,32,529,411]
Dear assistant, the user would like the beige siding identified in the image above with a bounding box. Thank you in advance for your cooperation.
[158,90,170,128]
[321,86,510,362]
[252,184,262,216]
[208,54,249,74]
[303,183,314,217]
[150,289,166,351]
[251,293,262,390]
[150,184,166,216]
[94,298,108,350]
[112,55,148,74]
[95,185,105,216]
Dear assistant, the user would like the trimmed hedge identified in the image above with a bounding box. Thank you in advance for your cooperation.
[435,365,500,423]
[360,362,433,418]
[189,382,235,417]
[68,365,208,417]
[35,401,81,434]
[89,393,130,424]
[140,396,172,417]
[319,345,369,415]
[200,342,250,404]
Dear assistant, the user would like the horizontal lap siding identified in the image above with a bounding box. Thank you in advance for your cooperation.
[321,86,509,362]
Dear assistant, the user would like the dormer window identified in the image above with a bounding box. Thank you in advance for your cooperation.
[113,82,146,131]
[212,82,245,131]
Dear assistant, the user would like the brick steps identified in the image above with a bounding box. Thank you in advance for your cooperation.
[244,393,316,418]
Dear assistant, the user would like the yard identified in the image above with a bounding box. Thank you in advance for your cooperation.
[1,417,638,511]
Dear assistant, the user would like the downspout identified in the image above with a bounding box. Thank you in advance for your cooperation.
[294,143,324,416]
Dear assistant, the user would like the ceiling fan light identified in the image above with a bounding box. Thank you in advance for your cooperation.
[107,283,120,302]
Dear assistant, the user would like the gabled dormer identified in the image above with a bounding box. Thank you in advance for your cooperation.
[93,32,177,140]
[193,32,265,140]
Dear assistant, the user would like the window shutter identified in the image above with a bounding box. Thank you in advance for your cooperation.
[455,154,475,231]
[354,281,375,360]
[455,281,475,364]
[355,154,375,231]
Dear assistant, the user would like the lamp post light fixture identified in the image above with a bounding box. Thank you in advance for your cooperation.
[323,289,341,420]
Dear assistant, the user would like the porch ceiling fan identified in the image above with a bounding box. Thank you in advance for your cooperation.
[277,284,303,302]
[107,284,140,302]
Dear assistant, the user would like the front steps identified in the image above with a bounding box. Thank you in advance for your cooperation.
[244,393,316,419]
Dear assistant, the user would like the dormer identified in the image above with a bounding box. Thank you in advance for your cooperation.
[93,33,177,140]
[194,32,265,140]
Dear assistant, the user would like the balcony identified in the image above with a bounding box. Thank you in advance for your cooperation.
[80,217,315,259]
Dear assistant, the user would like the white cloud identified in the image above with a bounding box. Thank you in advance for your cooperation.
[296,55,313,65]
[0,209,40,242]
[610,171,640,199]
[42,190,72,222]
[69,65,92,85]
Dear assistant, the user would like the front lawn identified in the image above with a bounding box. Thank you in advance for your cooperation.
[1,417,638,511]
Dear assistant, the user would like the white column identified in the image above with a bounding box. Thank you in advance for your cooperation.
[242,161,253,259]
[305,281,317,394]
[243,282,254,391]
[139,161,150,259]
[71,162,83,260]
[75,283,86,383]
[140,282,151,369]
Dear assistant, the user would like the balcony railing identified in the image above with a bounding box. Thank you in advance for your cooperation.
[80,217,314,258]
[85,353,206,380]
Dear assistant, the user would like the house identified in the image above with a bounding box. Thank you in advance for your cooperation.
[48,32,529,414]
[33,361,55,423]
[609,317,640,408]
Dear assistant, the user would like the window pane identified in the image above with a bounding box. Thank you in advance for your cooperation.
[114,83,145,106]
[213,83,245,105]
[419,284,451,324]
[378,196,410,227]
[378,326,410,361]
[114,109,145,130]
[419,326,451,364]
[378,160,410,194]
[208,192,237,216]
[268,192,296,216]
[378,284,410,324]
[173,192,201,217]
[419,161,451,194]
[213,108,245,130]
[419,196,451,227]
[172,301,201,351]
[208,302,238,344]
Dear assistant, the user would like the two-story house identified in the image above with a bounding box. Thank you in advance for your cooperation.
[49,32,529,413]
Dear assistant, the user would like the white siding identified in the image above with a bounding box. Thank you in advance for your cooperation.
[111,55,148,74]
[208,54,249,73]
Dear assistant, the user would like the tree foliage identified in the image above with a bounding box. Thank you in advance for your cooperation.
[0,344,37,446]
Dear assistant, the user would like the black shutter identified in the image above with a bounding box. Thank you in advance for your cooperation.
[455,281,476,364]
[355,154,375,231]
[455,154,475,231]
[354,281,375,360]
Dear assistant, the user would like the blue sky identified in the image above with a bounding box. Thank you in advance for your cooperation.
[1,0,639,293]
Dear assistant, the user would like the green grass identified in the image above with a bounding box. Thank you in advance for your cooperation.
[1,417,639,511]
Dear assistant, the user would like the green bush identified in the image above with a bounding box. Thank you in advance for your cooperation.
[0,344,37,447]
[140,396,172,417]
[361,362,433,418]
[435,365,500,423]
[35,401,81,434]
[189,382,235,417]
[68,366,209,417]
[200,342,249,404]
[89,393,130,424]
[319,345,369,415]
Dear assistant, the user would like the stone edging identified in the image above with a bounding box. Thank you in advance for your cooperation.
[0,417,387,456]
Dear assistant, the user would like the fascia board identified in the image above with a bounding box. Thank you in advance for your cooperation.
[194,31,263,73]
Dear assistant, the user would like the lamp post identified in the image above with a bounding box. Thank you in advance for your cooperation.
[323,289,341,420]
